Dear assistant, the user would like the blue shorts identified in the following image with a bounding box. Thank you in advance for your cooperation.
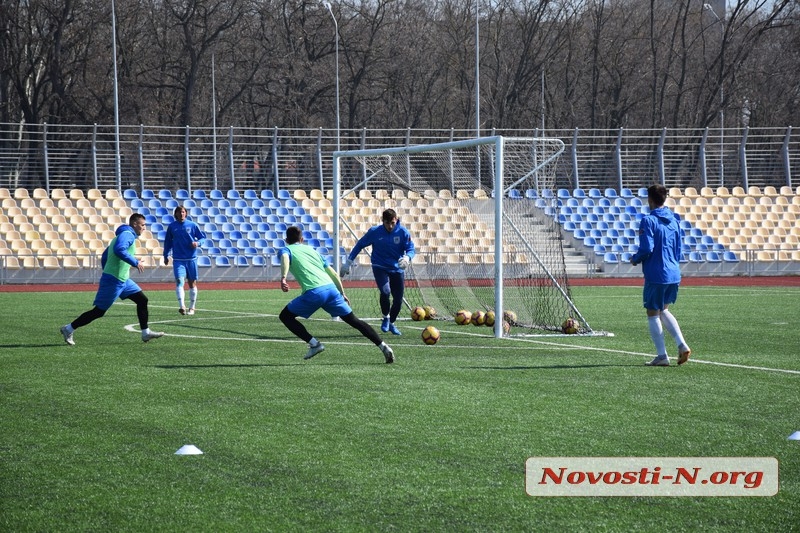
[643,282,679,311]
[287,284,352,319]
[93,273,142,310]
[173,259,199,282]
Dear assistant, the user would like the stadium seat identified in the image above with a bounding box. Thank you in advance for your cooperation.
[251,255,267,266]
[215,256,231,267]
[261,190,275,200]
[227,190,241,200]
[197,256,212,267]
[603,252,619,263]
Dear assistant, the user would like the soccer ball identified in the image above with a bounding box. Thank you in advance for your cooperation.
[454,310,472,325]
[411,306,427,321]
[423,305,437,320]
[421,325,440,345]
[472,310,486,326]
[503,310,517,324]
[561,317,579,334]
[484,311,496,327]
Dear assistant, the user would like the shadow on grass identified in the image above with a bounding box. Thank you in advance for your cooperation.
[153,363,299,369]
[465,363,639,370]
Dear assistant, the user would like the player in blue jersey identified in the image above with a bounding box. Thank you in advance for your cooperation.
[278,226,394,363]
[163,205,206,315]
[60,213,164,345]
[630,184,691,366]
[340,208,415,335]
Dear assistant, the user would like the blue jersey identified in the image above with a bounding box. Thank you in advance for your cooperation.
[631,206,683,284]
[164,220,205,261]
[348,222,415,273]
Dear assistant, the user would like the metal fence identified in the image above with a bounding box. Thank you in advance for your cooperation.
[1,123,797,195]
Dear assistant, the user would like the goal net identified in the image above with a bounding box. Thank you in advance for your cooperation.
[332,136,592,336]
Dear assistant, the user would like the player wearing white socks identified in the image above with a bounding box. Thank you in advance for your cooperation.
[163,205,206,316]
[630,185,691,366]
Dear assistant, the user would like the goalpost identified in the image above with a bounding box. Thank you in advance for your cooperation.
[332,135,594,337]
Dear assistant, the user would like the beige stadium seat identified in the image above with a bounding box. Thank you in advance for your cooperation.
[3,256,20,269]
[62,256,81,269]
[42,256,61,269]
[2,197,18,209]
[87,239,105,252]
[375,190,390,200]
[391,189,405,200]
[309,189,325,200]
[293,189,307,200]
[715,186,731,197]
[50,189,67,199]
[473,189,488,199]
[763,186,779,197]
[13,188,30,199]
[87,189,104,200]
[731,186,746,197]
[700,187,715,198]
[38,198,54,209]
[668,187,683,198]
[747,186,763,197]
[69,189,85,200]
[22,256,39,268]
[778,186,793,196]
[0,188,10,199]
[105,189,121,199]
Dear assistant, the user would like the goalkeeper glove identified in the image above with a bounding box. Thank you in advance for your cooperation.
[340,257,352,277]
[398,255,410,269]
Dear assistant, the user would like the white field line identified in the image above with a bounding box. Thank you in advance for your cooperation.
[124,305,800,376]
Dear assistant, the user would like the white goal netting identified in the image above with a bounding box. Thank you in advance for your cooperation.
[332,136,592,335]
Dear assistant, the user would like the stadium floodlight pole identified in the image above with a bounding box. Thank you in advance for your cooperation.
[704,3,724,184]
[111,0,122,189]
[322,1,340,154]
[211,50,218,190]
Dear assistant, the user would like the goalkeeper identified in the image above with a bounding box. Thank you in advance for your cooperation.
[340,208,415,335]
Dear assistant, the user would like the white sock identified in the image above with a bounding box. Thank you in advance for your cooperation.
[189,287,198,308]
[648,316,667,357]
[176,286,185,308]
[660,310,687,350]
[142,328,151,336]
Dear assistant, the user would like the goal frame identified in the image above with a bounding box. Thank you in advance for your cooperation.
[332,135,587,338]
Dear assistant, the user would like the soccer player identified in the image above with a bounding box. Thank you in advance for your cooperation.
[60,213,164,345]
[163,205,206,315]
[630,184,691,366]
[278,226,395,363]
[340,208,415,335]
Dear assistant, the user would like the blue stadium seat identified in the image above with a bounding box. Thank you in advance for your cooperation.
[251,199,265,208]
[218,200,232,209]
[215,256,231,267]
[271,255,282,266]
[197,256,212,267]
[176,189,190,200]
[689,252,704,262]
[193,190,207,200]
[604,188,618,198]
[621,252,634,262]
[557,189,571,199]
[165,199,179,209]
[243,189,259,200]
[706,251,722,262]
[604,252,619,263]
[234,255,249,266]
[620,188,634,198]
[210,189,224,200]
[261,190,275,200]
[637,187,648,197]
[130,198,145,209]
[227,190,241,200]
[123,189,138,200]
[278,190,292,200]
[723,251,739,262]
[588,188,603,199]
[525,189,538,199]
[254,238,269,249]
[572,188,586,198]
[508,189,522,199]
[158,189,172,199]
[236,238,251,249]
[251,255,267,266]
[140,189,155,199]
[196,215,211,225]
[540,189,554,199]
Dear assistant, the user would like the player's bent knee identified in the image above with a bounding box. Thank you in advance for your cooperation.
[279,307,296,325]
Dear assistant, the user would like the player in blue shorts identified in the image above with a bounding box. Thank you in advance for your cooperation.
[340,208,415,335]
[163,205,206,315]
[278,226,394,363]
[630,184,691,366]
[60,213,164,345]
